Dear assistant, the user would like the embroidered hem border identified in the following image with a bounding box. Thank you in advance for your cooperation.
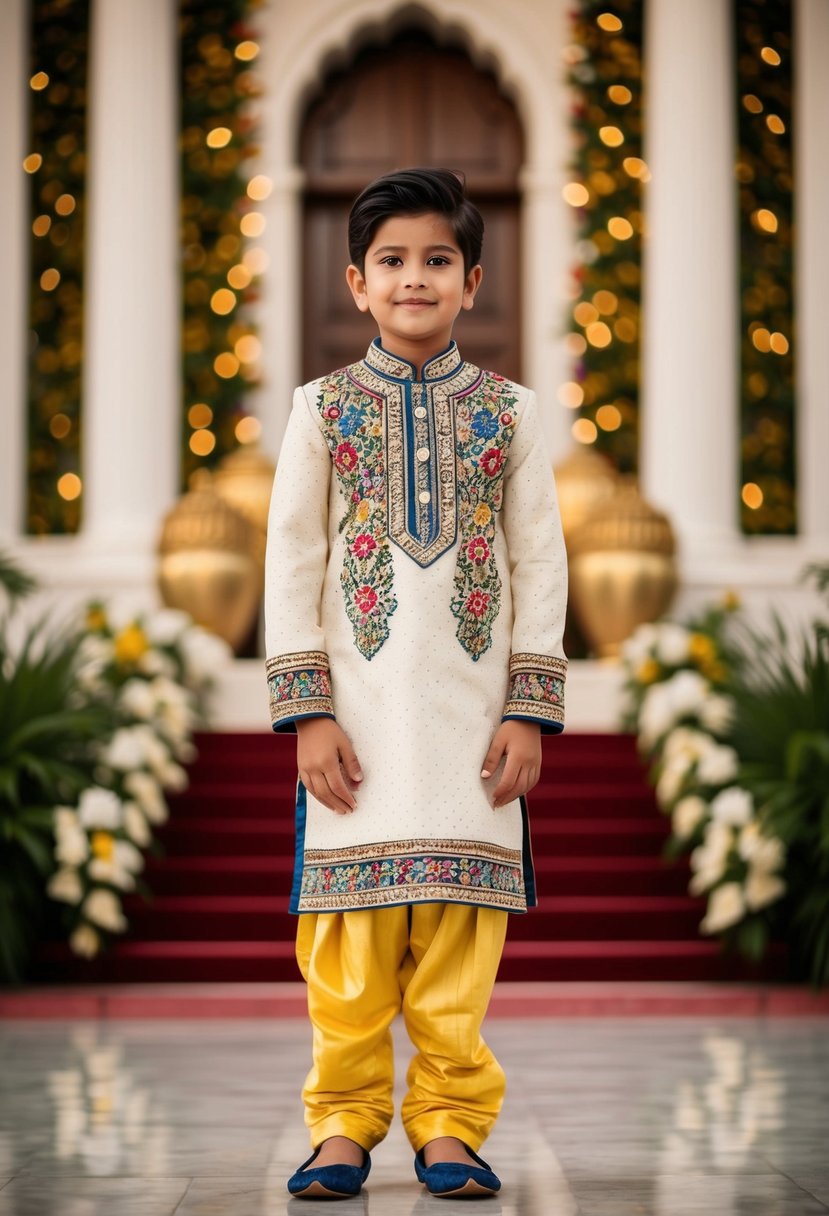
[295,837,527,913]
[266,650,334,727]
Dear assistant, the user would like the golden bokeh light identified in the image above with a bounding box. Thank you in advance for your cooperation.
[206,126,232,148]
[227,264,252,290]
[216,234,241,260]
[572,418,598,444]
[614,316,637,342]
[235,334,261,363]
[565,332,587,356]
[40,268,60,291]
[599,126,624,147]
[215,352,240,378]
[188,403,213,428]
[558,381,585,409]
[23,153,43,173]
[190,429,216,456]
[608,85,631,105]
[596,13,623,32]
[741,482,764,509]
[30,71,49,90]
[592,290,618,315]
[769,332,789,355]
[57,473,82,501]
[760,46,781,66]
[742,93,763,113]
[607,216,634,240]
[622,157,647,178]
[210,288,237,315]
[235,416,262,444]
[596,404,622,431]
[753,208,778,233]
[585,321,612,348]
[240,211,266,238]
[766,114,785,135]
[32,214,51,237]
[573,301,599,327]
[235,40,259,61]
[751,327,771,353]
[563,182,590,207]
[246,174,272,201]
[242,247,269,275]
[49,413,71,440]
[54,194,75,216]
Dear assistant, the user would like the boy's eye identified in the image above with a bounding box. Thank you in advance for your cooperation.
[379,256,403,266]
[426,255,450,266]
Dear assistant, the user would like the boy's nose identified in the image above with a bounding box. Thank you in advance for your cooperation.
[404,276,427,288]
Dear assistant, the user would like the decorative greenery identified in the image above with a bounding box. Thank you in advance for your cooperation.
[563,1,644,473]
[179,0,264,486]
[623,568,829,986]
[734,2,795,535]
[25,0,90,535]
[0,552,231,982]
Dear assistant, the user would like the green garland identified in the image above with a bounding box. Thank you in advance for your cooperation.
[564,1,644,474]
[25,0,90,535]
[734,2,795,535]
[179,0,263,487]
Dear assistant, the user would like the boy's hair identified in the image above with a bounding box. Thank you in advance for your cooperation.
[348,168,484,273]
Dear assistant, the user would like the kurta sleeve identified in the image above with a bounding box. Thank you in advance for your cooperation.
[264,385,335,733]
[500,388,568,734]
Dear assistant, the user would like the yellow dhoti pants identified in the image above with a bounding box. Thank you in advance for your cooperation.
[295,903,509,1153]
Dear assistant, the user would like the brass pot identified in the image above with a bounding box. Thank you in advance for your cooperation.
[567,477,678,658]
[157,474,262,652]
[212,445,276,535]
[553,445,619,541]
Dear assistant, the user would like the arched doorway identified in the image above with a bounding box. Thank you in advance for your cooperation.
[298,27,524,382]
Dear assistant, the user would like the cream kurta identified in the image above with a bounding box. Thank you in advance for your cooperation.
[264,339,568,915]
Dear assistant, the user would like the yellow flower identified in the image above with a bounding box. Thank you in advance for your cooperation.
[356,500,370,523]
[722,589,741,612]
[114,624,149,665]
[688,633,715,664]
[637,658,661,685]
[91,831,114,861]
[702,659,727,684]
[473,503,491,526]
[371,424,382,437]
[85,605,108,632]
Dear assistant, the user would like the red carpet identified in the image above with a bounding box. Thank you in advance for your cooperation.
[35,732,780,983]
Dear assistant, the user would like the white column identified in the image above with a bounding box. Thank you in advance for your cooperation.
[82,0,179,549]
[640,0,739,555]
[795,0,829,548]
[0,0,28,540]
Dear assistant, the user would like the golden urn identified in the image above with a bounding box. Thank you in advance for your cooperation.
[567,477,678,658]
[211,444,276,534]
[553,446,619,541]
[157,472,263,652]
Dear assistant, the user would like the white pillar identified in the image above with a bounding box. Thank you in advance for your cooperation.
[0,0,28,540]
[82,0,179,549]
[795,0,829,548]
[640,0,739,555]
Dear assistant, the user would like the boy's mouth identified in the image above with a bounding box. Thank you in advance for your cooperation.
[397,298,434,308]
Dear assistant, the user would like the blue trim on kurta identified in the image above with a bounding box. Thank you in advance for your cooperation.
[289,779,309,913]
[519,794,537,908]
[271,711,336,735]
[367,337,464,384]
[502,714,565,737]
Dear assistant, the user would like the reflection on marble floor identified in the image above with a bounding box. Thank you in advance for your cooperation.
[0,1016,827,1214]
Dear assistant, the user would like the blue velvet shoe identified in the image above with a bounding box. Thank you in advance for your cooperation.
[287,1144,371,1199]
[414,1143,501,1198]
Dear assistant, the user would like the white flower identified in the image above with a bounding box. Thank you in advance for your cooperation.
[699,693,735,736]
[696,742,739,786]
[640,684,675,747]
[640,673,712,748]
[700,882,746,934]
[662,727,712,764]
[178,625,232,687]
[54,807,89,866]
[655,623,691,666]
[137,648,177,679]
[103,725,170,775]
[113,839,144,873]
[744,868,786,911]
[689,821,734,894]
[144,608,191,646]
[87,857,136,891]
[738,822,786,872]
[47,867,84,905]
[622,623,658,668]
[118,679,157,721]
[123,771,168,825]
[122,801,152,847]
[710,787,754,828]
[70,923,102,958]
[75,634,113,692]
[82,888,127,933]
[656,756,692,808]
[158,761,188,792]
[78,787,123,831]
[672,795,709,840]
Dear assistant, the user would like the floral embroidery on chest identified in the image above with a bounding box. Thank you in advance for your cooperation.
[451,373,520,660]
[316,368,398,660]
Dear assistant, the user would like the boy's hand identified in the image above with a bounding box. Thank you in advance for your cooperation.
[296,718,363,815]
[481,720,542,808]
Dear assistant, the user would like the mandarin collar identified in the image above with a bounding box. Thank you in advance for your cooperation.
[362,338,464,383]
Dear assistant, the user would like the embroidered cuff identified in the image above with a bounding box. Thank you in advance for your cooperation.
[502,652,567,734]
[266,650,335,733]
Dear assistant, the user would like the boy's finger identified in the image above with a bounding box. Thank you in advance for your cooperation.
[493,757,522,806]
[339,740,364,785]
[324,765,357,812]
[481,737,505,780]
[305,773,341,815]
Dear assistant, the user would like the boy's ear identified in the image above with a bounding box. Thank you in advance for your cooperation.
[346,264,371,313]
[462,264,483,312]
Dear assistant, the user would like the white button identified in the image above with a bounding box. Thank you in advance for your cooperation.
[416,447,430,462]
[419,490,431,504]
[414,406,427,419]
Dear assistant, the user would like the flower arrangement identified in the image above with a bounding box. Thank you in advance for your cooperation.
[0,552,231,980]
[622,567,829,984]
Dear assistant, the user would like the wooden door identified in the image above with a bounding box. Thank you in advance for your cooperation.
[299,29,524,383]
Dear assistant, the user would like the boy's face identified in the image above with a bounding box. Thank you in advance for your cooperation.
[346,212,482,369]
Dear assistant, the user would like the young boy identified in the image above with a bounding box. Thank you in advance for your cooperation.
[264,168,568,1199]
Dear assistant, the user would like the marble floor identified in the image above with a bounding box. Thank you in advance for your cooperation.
[0,1016,827,1215]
